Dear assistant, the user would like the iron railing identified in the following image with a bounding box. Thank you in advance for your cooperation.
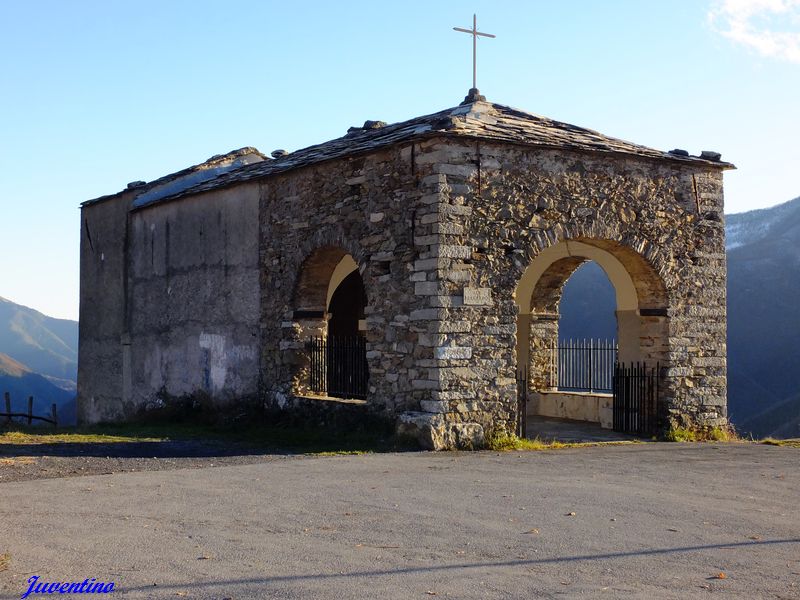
[550,338,617,393]
[612,362,659,436]
[307,335,368,399]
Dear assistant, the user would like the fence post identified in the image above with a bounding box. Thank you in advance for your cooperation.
[4,392,10,424]
[27,396,33,425]
[52,403,58,428]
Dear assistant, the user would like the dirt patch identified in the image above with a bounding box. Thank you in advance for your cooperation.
[0,439,288,483]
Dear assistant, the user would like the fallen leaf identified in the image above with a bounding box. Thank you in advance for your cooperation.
[523,528,540,535]
[426,592,437,596]
[712,572,727,580]
[566,512,576,517]
[197,555,212,560]
[748,535,761,540]
[667,528,679,532]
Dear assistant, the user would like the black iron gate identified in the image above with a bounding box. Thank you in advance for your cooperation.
[516,366,528,438]
[612,362,659,436]
[308,336,368,399]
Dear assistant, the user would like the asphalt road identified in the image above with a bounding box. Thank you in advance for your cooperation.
[1,443,798,599]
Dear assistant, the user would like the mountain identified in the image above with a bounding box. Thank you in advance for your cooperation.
[725,196,800,439]
[559,262,617,341]
[0,297,78,425]
[559,196,800,439]
[0,353,77,425]
[0,296,78,388]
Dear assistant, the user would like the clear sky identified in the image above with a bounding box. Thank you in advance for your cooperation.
[1,0,798,320]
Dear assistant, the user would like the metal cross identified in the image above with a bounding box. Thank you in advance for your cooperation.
[453,14,496,91]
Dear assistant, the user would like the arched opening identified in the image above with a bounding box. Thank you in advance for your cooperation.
[515,239,668,431]
[557,261,617,393]
[293,247,368,399]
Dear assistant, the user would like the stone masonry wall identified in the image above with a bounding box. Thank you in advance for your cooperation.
[259,142,453,420]
[398,137,727,443]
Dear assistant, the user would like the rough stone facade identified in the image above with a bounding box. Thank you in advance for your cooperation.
[78,96,730,448]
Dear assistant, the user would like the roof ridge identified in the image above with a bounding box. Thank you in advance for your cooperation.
[85,97,733,211]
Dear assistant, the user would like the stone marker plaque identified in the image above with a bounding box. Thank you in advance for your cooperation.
[463,287,492,306]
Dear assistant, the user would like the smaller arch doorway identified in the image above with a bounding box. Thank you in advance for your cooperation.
[515,239,668,432]
[328,270,366,338]
[294,248,369,399]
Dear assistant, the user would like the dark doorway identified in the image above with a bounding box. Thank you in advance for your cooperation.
[326,269,368,398]
[328,270,366,337]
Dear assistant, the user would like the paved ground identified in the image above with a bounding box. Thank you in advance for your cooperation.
[0,439,286,483]
[1,443,798,599]
[526,416,639,443]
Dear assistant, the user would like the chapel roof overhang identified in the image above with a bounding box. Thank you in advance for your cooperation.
[83,97,734,210]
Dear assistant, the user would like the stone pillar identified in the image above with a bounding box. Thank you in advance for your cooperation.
[529,313,559,391]
[616,309,641,363]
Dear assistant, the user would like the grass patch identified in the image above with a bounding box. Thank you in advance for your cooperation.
[0,552,9,572]
[485,433,640,452]
[0,420,413,456]
[0,427,168,445]
[761,438,800,448]
[664,425,739,443]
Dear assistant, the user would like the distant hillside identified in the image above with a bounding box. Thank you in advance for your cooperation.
[0,296,78,388]
[726,196,800,438]
[559,262,616,341]
[0,353,76,425]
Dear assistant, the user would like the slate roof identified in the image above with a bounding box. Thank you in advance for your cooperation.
[85,97,733,209]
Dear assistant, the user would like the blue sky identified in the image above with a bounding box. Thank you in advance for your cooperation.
[1,0,798,320]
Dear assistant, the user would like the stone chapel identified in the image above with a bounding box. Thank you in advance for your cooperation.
[77,88,731,449]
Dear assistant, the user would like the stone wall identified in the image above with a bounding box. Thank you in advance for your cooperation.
[259,143,440,416]
[396,137,727,443]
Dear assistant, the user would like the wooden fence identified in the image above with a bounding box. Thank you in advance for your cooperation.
[1,391,59,427]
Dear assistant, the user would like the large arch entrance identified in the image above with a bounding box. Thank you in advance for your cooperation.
[293,247,368,399]
[515,239,668,431]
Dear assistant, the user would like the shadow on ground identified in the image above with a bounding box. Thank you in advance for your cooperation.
[116,538,800,594]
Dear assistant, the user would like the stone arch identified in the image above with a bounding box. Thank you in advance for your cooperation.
[515,236,670,394]
[291,226,368,313]
[294,245,353,313]
[513,222,673,308]
[290,243,369,399]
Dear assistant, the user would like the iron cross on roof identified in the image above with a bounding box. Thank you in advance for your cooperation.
[453,14,496,92]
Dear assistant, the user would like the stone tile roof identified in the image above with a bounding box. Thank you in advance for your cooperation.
[86,98,733,209]
[82,147,267,207]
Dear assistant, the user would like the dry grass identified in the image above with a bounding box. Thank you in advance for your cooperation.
[761,438,800,448]
[0,456,36,465]
[664,425,740,443]
[0,429,166,445]
[485,433,640,452]
[0,553,10,572]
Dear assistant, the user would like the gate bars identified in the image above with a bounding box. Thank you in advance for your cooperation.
[307,336,368,400]
[612,361,659,436]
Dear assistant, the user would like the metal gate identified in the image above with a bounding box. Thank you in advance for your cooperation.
[308,336,368,399]
[612,362,659,436]
[516,366,528,438]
